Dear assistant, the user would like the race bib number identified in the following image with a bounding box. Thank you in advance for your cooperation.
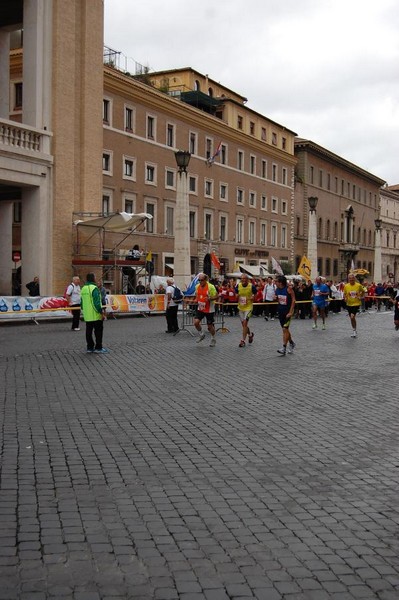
[350,291,357,298]
[198,301,206,311]
[239,296,247,306]
[278,295,287,305]
[314,289,320,296]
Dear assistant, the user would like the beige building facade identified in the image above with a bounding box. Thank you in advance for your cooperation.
[0,0,103,296]
[294,139,385,282]
[99,64,297,290]
[379,185,399,283]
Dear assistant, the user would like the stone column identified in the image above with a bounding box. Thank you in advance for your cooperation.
[307,202,318,278]
[0,202,13,294]
[173,169,191,290]
[374,225,382,283]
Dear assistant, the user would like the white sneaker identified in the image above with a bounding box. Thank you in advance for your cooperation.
[209,338,216,347]
[287,341,296,354]
[196,333,206,343]
[351,330,357,338]
[312,323,318,329]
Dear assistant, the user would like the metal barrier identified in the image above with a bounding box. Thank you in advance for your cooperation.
[178,301,229,337]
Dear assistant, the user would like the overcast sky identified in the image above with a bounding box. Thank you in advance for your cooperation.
[104,0,399,185]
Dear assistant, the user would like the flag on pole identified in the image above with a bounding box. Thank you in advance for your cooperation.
[271,256,284,275]
[297,255,312,280]
[206,141,222,166]
[211,252,221,270]
[184,273,200,296]
[350,259,355,272]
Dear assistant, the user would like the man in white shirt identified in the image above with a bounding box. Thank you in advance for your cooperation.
[165,277,179,333]
[263,276,277,321]
[66,276,81,330]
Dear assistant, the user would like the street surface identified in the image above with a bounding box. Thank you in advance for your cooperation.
[0,309,398,600]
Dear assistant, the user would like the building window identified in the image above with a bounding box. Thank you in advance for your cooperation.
[333,259,338,276]
[123,157,135,179]
[282,137,286,150]
[318,217,323,238]
[271,224,277,246]
[147,115,155,139]
[189,211,196,238]
[249,221,255,244]
[272,132,277,145]
[220,215,227,241]
[102,152,112,174]
[250,121,255,135]
[205,179,213,198]
[189,176,197,194]
[166,123,175,147]
[189,131,197,155]
[237,115,243,130]
[145,163,156,184]
[318,258,323,275]
[238,151,244,171]
[205,138,212,160]
[260,222,266,245]
[310,166,314,184]
[102,194,111,216]
[220,183,227,201]
[334,221,338,240]
[282,168,287,185]
[204,213,212,240]
[125,106,134,131]
[103,99,110,124]
[221,144,227,165]
[319,170,323,188]
[124,198,134,214]
[249,191,256,207]
[261,160,267,179]
[165,169,175,189]
[327,173,331,191]
[166,206,174,235]
[353,184,356,200]
[271,197,278,213]
[236,218,244,243]
[261,127,267,141]
[281,200,287,215]
[261,195,267,210]
[272,164,277,182]
[281,225,287,248]
[296,216,300,235]
[145,202,155,233]
[250,155,256,175]
[326,219,331,240]
[237,188,244,204]
[14,82,23,110]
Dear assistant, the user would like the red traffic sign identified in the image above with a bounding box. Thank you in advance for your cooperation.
[12,251,21,262]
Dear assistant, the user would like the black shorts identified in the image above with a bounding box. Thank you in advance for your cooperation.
[347,305,359,315]
[278,312,291,328]
[394,307,399,321]
[194,310,215,325]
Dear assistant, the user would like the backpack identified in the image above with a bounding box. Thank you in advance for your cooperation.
[172,285,183,303]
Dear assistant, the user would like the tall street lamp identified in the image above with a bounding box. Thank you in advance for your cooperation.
[307,196,318,278]
[374,218,382,283]
[173,150,191,289]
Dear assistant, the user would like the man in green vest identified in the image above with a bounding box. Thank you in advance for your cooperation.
[80,272,108,353]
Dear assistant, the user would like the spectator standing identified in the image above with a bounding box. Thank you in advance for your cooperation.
[275,275,296,355]
[165,277,179,333]
[263,276,276,321]
[81,273,108,353]
[66,276,81,330]
[26,276,40,296]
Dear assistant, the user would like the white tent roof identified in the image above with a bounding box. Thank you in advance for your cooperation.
[74,212,153,232]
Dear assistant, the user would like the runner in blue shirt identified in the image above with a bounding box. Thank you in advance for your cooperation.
[311,276,330,330]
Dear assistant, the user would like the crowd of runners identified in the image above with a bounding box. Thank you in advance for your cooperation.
[186,272,399,354]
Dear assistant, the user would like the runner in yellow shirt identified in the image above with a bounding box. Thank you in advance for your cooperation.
[343,273,365,338]
[235,274,257,347]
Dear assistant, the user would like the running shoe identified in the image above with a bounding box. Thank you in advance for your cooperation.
[248,332,254,344]
[209,338,216,347]
[351,330,357,338]
[239,340,246,347]
[196,333,206,343]
[277,347,286,355]
[94,348,109,353]
[86,349,94,353]
[312,323,318,329]
[322,324,326,330]
[395,325,399,331]
[287,341,296,354]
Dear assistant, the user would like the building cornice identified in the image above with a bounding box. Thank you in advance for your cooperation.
[295,138,385,186]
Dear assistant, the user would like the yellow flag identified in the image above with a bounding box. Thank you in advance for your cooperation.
[146,250,152,261]
[297,255,312,279]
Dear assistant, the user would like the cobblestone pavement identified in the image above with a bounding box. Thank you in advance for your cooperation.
[0,308,398,600]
